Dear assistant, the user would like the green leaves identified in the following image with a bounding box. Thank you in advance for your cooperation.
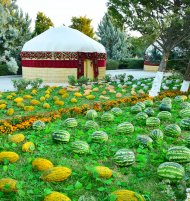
[74,181,83,189]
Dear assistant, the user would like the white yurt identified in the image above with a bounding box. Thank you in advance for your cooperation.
[20,26,106,83]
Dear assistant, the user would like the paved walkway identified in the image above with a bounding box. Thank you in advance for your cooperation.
[0,70,171,92]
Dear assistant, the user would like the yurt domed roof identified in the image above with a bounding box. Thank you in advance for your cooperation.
[22,26,106,53]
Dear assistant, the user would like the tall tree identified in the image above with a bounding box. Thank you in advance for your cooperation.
[33,12,54,36]
[70,16,95,39]
[108,0,190,96]
[0,0,32,74]
[97,13,130,60]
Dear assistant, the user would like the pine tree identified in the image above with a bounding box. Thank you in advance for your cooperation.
[97,14,130,60]
[0,0,32,74]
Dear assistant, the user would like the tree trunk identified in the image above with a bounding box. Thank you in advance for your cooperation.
[180,60,190,92]
[149,51,169,97]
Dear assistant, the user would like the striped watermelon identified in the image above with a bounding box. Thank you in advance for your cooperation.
[180,102,190,109]
[130,105,142,114]
[32,120,45,131]
[162,97,172,104]
[137,135,153,147]
[101,112,114,122]
[159,103,172,111]
[111,107,123,116]
[179,109,190,118]
[71,141,89,154]
[149,129,163,141]
[146,117,160,127]
[164,124,181,136]
[166,146,190,163]
[86,109,98,120]
[157,162,185,181]
[180,118,190,130]
[52,130,70,143]
[64,118,78,128]
[91,131,108,143]
[116,122,134,134]
[114,149,135,166]
[144,107,155,116]
[174,96,184,103]
[135,112,148,122]
[144,100,153,107]
[84,120,99,130]
[186,137,190,147]
[157,111,172,120]
[136,102,145,109]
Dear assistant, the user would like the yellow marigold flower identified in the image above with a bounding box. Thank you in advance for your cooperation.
[14,97,23,103]
[31,89,37,95]
[74,92,82,97]
[7,95,13,100]
[7,108,14,116]
[71,98,77,103]
[54,100,64,106]
[0,104,6,109]
[58,89,67,95]
[45,94,50,99]
[40,96,46,102]
[24,106,34,111]
[53,96,59,101]
[86,95,95,100]
[62,93,69,98]
[17,102,25,108]
[30,99,40,106]
[43,103,50,109]
[23,95,32,99]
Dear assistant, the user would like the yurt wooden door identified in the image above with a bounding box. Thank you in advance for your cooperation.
[84,59,94,80]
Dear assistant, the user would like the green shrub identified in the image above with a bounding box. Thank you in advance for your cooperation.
[118,58,144,69]
[68,75,77,86]
[106,60,119,70]
[30,78,43,89]
[104,74,112,82]
[77,76,89,86]
[12,78,31,92]
[167,59,188,74]
[0,64,14,76]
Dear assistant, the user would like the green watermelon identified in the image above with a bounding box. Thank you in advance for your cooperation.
[135,112,148,122]
[32,120,46,131]
[71,141,89,154]
[166,146,190,163]
[174,96,184,103]
[136,102,145,109]
[114,149,135,166]
[179,109,190,118]
[130,105,142,114]
[144,100,153,107]
[162,97,172,104]
[91,131,108,143]
[137,135,153,147]
[101,112,114,122]
[64,118,78,128]
[180,118,190,130]
[180,102,190,109]
[157,111,172,120]
[159,103,172,111]
[149,129,164,141]
[111,107,123,116]
[157,162,185,181]
[116,122,134,135]
[86,109,98,120]
[146,117,160,127]
[186,137,190,147]
[84,120,99,130]
[52,130,70,143]
[144,107,155,116]
[164,124,181,136]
